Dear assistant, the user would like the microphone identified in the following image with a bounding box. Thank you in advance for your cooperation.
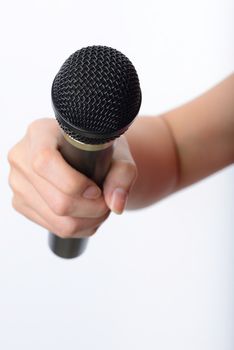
[48,46,141,259]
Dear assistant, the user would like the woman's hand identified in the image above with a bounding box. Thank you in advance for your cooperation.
[8,118,137,238]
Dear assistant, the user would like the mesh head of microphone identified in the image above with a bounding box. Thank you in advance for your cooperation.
[52,46,141,144]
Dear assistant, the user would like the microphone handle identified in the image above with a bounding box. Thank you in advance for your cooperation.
[48,132,114,259]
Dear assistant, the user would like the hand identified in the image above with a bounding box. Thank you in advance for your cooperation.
[8,118,137,238]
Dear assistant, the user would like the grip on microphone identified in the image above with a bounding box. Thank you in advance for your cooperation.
[48,133,114,259]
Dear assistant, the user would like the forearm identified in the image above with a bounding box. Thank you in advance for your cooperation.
[126,73,234,209]
[126,116,179,209]
[164,73,234,190]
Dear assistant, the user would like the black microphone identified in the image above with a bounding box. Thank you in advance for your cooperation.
[48,46,141,259]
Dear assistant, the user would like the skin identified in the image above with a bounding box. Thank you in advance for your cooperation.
[8,73,234,238]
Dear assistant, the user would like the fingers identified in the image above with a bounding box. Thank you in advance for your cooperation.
[103,136,137,214]
[14,148,107,219]
[8,118,110,238]
[8,118,137,241]
[12,198,101,238]
[9,168,109,238]
[27,119,102,198]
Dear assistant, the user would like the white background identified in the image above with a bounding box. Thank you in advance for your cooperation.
[0,0,233,349]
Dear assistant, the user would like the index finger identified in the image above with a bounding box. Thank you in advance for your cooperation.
[29,119,101,198]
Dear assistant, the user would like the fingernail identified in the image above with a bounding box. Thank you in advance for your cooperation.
[110,188,128,214]
[83,186,101,199]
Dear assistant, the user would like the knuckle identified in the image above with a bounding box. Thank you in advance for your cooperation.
[116,160,138,185]
[57,218,81,238]
[8,172,20,196]
[32,148,52,174]
[8,171,14,189]
[124,161,137,180]
[52,194,72,216]
[65,178,80,196]
[65,174,88,196]
[12,196,21,212]
[95,201,109,217]
[7,147,17,166]
[11,197,17,210]
[27,120,39,137]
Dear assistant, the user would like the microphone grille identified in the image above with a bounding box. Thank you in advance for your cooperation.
[52,46,141,144]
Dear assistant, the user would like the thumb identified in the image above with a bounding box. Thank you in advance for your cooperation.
[103,136,137,214]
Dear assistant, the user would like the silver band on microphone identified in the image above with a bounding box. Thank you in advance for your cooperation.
[63,132,114,152]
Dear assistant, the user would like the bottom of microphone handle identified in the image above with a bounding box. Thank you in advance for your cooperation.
[48,232,89,259]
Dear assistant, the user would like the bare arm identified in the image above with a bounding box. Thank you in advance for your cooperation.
[126,73,234,209]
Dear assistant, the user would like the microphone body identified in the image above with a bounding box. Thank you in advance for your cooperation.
[48,133,114,259]
[47,45,141,259]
